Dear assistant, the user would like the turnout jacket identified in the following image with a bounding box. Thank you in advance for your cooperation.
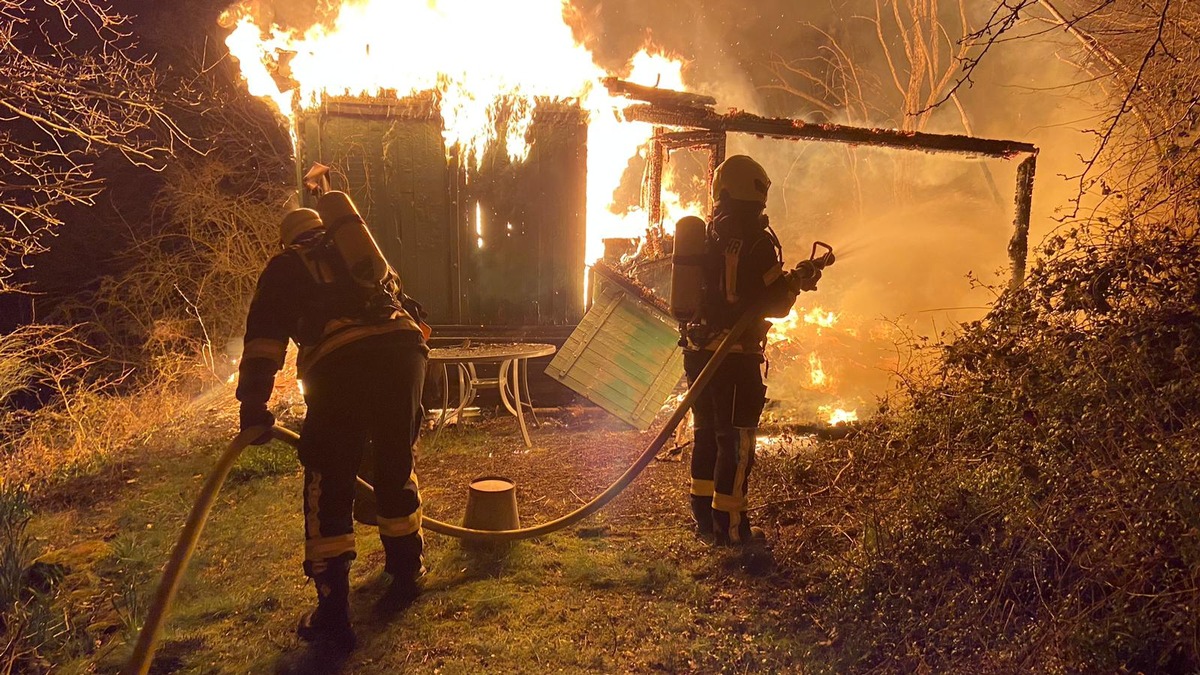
[236,233,425,410]
[682,201,796,354]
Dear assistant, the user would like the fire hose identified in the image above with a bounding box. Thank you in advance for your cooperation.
[124,249,834,674]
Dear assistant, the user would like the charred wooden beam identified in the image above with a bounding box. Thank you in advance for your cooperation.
[708,135,725,213]
[645,129,726,232]
[622,105,1037,159]
[603,77,717,109]
[648,127,665,228]
[1009,153,1038,288]
[655,130,726,150]
[318,91,441,120]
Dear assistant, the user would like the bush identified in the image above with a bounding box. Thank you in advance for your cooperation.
[782,219,1200,672]
[0,322,206,491]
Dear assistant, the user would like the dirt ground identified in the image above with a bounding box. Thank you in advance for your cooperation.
[31,402,823,674]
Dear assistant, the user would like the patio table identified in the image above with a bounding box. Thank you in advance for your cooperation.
[427,342,556,448]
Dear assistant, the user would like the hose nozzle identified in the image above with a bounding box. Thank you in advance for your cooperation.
[786,241,835,292]
[809,241,835,270]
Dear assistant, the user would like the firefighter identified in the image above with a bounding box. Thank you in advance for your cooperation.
[236,194,428,651]
[680,155,817,546]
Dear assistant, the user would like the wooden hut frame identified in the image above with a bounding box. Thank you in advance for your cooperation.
[605,78,1039,287]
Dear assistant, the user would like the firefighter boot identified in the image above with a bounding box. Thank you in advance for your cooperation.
[690,495,715,540]
[378,532,426,612]
[713,510,766,548]
[296,564,356,651]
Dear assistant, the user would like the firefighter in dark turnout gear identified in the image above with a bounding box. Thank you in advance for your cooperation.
[681,155,814,546]
[236,196,428,651]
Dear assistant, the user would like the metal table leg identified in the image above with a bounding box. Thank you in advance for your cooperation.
[430,362,451,445]
[498,359,519,417]
[452,363,471,427]
[464,363,481,408]
[504,357,532,448]
[521,356,540,428]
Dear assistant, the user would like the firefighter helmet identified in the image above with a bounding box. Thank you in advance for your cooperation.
[280,208,323,245]
[711,155,770,205]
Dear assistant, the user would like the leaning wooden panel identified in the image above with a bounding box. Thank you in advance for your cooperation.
[546,264,684,430]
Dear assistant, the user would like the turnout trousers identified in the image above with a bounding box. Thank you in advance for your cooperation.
[297,330,428,582]
[683,349,767,544]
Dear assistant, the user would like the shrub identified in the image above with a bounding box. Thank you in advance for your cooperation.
[782,219,1200,672]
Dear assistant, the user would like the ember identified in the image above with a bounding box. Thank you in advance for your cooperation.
[819,406,859,426]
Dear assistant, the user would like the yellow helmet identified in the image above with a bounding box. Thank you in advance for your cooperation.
[279,208,323,245]
[711,155,770,205]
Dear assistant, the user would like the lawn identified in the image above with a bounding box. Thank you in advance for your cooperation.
[29,402,820,674]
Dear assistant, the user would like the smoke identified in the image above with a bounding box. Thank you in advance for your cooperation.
[220,0,1108,421]
[569,0,1105,420]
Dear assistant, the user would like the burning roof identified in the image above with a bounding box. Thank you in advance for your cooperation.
[220,0,1039,426]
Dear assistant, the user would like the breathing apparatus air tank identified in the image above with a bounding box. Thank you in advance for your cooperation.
[670,215,708,322]
[315,191,391,288]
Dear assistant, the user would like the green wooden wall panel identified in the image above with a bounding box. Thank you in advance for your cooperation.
[577,332,667,385]
[295,98,584,327]
[570,348,657,393]
[547,283,684,430]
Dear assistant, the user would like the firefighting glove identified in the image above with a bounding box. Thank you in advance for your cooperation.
[239,404,275,445]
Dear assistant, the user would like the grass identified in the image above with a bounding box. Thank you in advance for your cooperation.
[227,441,299,483]
[16,412,816,674]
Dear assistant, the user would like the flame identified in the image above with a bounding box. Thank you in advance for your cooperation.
[766,307,801,339]
[818,406,858,426]
[768,306,839,343]
[224,1,601,163]
[808,352,828,388]
[221,1,700,274]
[803,307,837,328]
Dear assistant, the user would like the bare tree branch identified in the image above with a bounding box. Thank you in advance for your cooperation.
[0,0,192,290]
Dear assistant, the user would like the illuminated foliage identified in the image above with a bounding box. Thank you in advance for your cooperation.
[0,0,187,290]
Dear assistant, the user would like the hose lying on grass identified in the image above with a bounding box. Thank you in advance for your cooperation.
[124,308,759,675]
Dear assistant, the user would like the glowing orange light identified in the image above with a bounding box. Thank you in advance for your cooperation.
[818,406,858,426]
[803,307,837,328]
[808,352,828,387]
[220,1,700,286]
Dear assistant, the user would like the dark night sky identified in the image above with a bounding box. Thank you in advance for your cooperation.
[6,0,271,327]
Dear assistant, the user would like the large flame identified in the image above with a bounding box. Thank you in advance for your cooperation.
[807,352,828,388]
[768,304,865,424]
[221,0,699,269]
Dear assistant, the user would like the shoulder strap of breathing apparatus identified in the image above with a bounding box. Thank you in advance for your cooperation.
[289,231,403,323]
[288,232,339,286]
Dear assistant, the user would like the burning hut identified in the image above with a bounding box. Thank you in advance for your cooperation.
[293,93,588,330]
[222,1,1039,426]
